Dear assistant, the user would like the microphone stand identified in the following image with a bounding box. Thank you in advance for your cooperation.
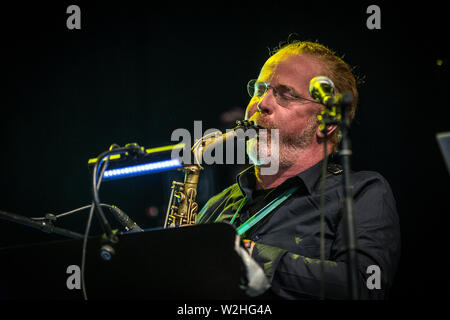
[311,75,360,299]
[337,93,360,300]
[0,209,84,240]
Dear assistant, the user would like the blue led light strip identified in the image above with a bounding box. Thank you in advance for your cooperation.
[102,159,182,181]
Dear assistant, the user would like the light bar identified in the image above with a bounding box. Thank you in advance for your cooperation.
[102,159,182,181]
[88,143,185,165]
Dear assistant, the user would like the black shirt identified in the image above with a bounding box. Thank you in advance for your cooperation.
[197,159,401,300]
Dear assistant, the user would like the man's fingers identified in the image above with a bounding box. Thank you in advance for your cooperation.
[243,240,255,255]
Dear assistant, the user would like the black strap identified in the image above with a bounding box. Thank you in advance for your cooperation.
[327,163,343,176]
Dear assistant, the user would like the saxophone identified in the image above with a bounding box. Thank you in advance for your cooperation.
[163,120,260,227]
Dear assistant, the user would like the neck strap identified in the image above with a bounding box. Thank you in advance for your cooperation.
[230,185,299,236]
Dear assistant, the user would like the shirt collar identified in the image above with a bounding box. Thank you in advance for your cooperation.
[295,159,324,194]
[236,158,328,197]
[236,165,256,199]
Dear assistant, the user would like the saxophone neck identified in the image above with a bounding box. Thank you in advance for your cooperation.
[191,130,234,167]
[192,120,261,166]
[183,165,201,185]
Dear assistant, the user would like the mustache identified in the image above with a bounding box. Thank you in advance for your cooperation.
[253,117,277,130]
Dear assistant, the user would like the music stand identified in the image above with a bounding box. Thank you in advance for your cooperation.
[436,131,450,175]
[0,223,250,300]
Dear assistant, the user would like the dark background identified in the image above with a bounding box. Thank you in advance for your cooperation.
[0,1,449,300]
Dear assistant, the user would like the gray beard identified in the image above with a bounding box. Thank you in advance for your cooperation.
[247,116,319,169]
[277,116,319,167]
[281,115,319,148]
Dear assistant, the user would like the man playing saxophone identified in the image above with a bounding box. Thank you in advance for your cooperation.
[196,40,401,300]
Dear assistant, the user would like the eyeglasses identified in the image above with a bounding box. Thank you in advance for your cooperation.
[247,79,321,107]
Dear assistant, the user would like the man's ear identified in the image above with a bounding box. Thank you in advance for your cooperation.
[316,124,338,138]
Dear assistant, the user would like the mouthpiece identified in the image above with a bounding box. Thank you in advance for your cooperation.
[192,120,262,167]
[234,120,263,130]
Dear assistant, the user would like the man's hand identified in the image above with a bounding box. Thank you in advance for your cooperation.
[243,239,256,256]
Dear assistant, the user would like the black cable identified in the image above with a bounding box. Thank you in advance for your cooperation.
[82,157,109,300]
[84,143,144,299]
[81,202,95,300]
[91,146,131,241]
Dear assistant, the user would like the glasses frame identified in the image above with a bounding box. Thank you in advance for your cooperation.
[247,79,322,106]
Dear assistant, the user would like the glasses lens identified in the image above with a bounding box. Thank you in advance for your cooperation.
[247,80,268,98]
[247,79,257,97]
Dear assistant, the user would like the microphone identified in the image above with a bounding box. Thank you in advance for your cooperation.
[309,76,338,108]
[108,205,143,232]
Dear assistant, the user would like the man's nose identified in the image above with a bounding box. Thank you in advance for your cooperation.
[256,88,276,115]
